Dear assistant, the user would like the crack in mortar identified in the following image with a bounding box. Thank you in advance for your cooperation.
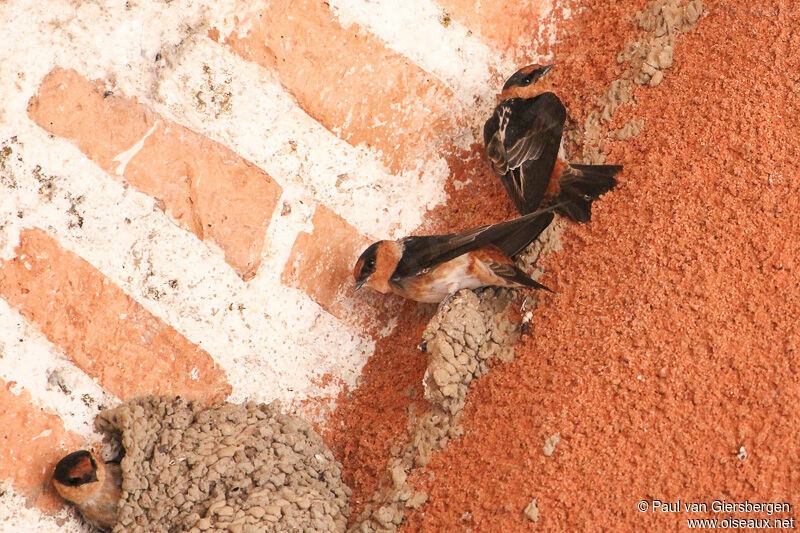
[346,1,706,530]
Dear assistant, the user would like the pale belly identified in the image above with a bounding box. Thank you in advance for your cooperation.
[392,255,499,303]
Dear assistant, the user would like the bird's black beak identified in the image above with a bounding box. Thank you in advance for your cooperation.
[354,278,366,291]
[540,64,553,76]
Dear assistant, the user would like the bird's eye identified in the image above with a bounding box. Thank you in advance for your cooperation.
[521,75,535,86]
[366,258,375,268]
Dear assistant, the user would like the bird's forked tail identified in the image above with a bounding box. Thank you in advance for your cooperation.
[554,164,621,222]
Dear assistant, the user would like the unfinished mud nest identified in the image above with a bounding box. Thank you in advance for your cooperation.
[95,396,350,532]
[422,288,521,415]
[349,288,529,532]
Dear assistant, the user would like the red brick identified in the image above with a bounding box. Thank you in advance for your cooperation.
[0,229,231,402]
[0,380,85,511]
[27,68,281,280]
[437,0,552,57]
[281,206,403,332]
[219,0,454,171]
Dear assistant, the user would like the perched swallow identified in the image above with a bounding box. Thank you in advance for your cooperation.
[52,450,121,532]
[484,64,621,222]
[353,208,556,303]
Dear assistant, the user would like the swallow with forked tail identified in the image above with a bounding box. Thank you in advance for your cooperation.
[484,64,621,222]
[353,208,556,303]
[52,450,121,532]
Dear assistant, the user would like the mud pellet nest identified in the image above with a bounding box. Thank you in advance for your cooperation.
[581,0,703,157]
[620,0,703,86]
[350,288,527,532]
[422,288,521,415]
[95,396,350,532]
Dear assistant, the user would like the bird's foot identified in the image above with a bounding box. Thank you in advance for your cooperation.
[436,291,458,313]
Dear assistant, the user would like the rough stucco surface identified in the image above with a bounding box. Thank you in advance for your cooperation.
[399,0,800,530]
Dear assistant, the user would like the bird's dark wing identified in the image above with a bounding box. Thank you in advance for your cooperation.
[483,92,566,214]
[484,93,566,173]
[391,209,555,281]
[493,211,554,258]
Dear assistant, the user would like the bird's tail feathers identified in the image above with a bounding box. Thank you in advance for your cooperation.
[506,265,553,292]
[554,164,621,222]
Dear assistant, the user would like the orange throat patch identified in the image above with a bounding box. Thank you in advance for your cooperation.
[368,241,403,294]
[500,81,553,101]
[53,455,105,506]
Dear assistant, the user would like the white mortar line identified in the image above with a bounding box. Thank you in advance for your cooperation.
[0,483,92,533]
[0,300,118,438]
[202,0,270,41]
[325,0,513,107]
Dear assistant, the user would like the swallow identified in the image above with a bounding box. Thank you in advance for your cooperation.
[52,450,121,532]
[353,207,556,303]
[484,64,622,222]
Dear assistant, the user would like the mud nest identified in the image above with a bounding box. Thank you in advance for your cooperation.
[95,396,350,532]
[349,288,526,532]
[422,288,521,415]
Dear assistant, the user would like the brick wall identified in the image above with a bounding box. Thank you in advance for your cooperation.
[0,0,552,527]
